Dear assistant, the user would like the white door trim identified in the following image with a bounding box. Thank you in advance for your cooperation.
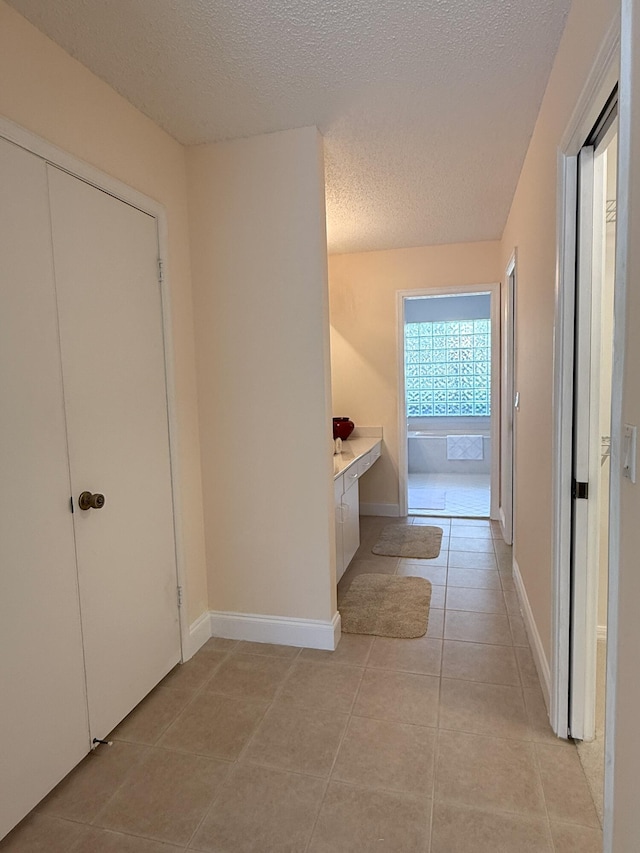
[397,282,500,520]
[499,251,517,545]
[0,116,190,661]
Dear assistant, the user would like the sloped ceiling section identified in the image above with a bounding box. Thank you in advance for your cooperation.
[8,0,571,253]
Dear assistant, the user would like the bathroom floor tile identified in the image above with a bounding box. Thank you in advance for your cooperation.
[190,763,325,853]
[449,524,493,539]
[231,641,301,659]
[307,782,430,853]
[449,537,496,553]
[436,729,546,816]
[203,637,239,654]
[442,640,520,685]
[36,742,148,823]
[549,821,603,852]
[516,646,541,687]
[447,568,502,589]
[241,701,349,777]
[367,636,443,676]
[94,748,229,846]
[159,648,228,694]
[71,827,183,852]
[523,687,558,744]
[159,692,268,760]
[109,685,193,746]
[426,608,445,638]
[277,661,364,713]
[299,633,373,666]
[431,802,553,852]
[444,610,513,646]
[535,743,600,827]
[510,612,531,647]
[353,668,439,727]
[447,550,498,570]
[0,814,89,853]
[429,584,446,607]
[397,562,448,582]
[332,715,436,794]
[439,678,530,740]
[205,653,293,701]
[445,586,507,614]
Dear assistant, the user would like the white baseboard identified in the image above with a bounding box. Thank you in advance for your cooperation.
[184,610,212,661]
[513,559,552,709]
[209,609,341,651]
[597,625,608,642]
[360,502,400,517]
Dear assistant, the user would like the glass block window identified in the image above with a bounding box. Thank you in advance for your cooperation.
[405,319,491,417]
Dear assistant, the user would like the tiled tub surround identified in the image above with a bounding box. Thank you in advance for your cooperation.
[2,518,601,853]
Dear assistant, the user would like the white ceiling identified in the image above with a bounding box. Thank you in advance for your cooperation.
[8,0,571,254]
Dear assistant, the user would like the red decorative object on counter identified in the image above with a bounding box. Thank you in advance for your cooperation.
[333,417,355,440]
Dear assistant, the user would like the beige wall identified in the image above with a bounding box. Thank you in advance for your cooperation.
[499,0,618,662]
[328,242,501,512]
[0,1,209,623]
[187,127,336,623]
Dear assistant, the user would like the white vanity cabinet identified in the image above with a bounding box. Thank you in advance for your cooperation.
[333,435,382,582]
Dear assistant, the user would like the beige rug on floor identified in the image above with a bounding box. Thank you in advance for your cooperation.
[371,524,443,559]
[340,574,432,638]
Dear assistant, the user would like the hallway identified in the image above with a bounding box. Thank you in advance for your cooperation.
[2,518,601,852]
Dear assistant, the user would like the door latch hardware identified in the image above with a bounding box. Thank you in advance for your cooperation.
[78,491,105,510]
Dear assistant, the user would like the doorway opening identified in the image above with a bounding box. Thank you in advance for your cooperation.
[398,285,500,519]
[571,114,617,824]
[552,78,619,831]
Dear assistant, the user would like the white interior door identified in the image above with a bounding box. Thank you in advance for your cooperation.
[47,166,181,740]
[570,144,605,741]
[570,123,617,742]
[0,140,90,838]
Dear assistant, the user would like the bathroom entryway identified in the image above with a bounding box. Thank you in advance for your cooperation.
[408,473,490,517]
[399,287,500,519]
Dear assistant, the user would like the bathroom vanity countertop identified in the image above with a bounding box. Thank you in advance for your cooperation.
[333,429,382,479]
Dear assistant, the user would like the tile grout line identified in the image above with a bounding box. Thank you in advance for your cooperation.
[87,651,237,831]
[529,737,559,852]
[302,654,370,853]
[183,646,303,851]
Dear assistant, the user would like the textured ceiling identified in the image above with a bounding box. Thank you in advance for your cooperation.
[8,0,571,253]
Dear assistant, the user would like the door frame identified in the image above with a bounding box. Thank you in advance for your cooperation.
[499,251,517,545]
[0,116,190,660]
[397,282,500,519]
[551,17,619,739]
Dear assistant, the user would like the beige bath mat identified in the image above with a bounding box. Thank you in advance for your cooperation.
[371,524,443,559]
[340,574,432,638]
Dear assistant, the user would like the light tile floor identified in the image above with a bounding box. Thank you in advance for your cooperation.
[1,516,602,852]
[408,473,491,517]
[576,637,606,826]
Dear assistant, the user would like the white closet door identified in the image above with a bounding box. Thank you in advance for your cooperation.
[47,166,181,740]
[0,140,90,838]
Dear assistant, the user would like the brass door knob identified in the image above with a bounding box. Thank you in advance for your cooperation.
[78,491,105,511]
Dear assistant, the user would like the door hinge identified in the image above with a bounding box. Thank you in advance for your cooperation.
[572,479,589,500]
[177,585,183,608]
[70,496,74,513]
[157,258,164,284]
